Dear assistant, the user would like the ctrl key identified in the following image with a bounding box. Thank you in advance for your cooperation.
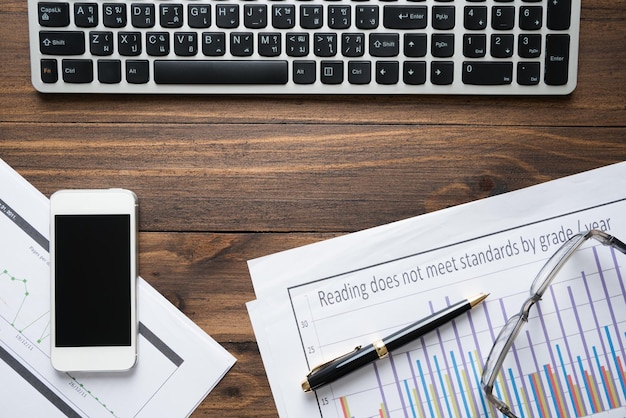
[62,59,93,83]
[41,59,58,83]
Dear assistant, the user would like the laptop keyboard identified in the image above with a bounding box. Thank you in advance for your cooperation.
[28,0,580,94]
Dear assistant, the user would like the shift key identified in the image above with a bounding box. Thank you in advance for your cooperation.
[40,31,85,55]
[545,34,569,86]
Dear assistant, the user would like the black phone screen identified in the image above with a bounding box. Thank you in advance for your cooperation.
[54,214,132,347]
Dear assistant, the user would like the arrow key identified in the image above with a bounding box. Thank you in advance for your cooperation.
[403,61,426,85]
[404,33,427,58]
[376,61,398,85]
[431,61,453,85]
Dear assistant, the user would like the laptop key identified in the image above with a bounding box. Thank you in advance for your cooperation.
[547,0,571,30]
[38,2,70,27]
[545,34,569,85]
[462,61,513,85]
[154,60,289,84]
[40,31,85,55]
[62,59,93,83]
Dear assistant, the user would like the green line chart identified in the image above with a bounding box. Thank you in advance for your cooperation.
[0,268,49,344]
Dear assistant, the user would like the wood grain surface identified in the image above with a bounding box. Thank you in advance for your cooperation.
[1,0,625,416]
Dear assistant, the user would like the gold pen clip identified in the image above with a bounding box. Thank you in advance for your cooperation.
[306,345,362,377]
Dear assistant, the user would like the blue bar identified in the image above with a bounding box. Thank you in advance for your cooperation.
[404,379,417,418]
[604,326,626,402]
[433,355,453,417]
[508,368,525,418]
[577,355,598,413]
[593,345,613,407]
[468,351,490,417]
[450,350,471,417]
[417,359,435,418]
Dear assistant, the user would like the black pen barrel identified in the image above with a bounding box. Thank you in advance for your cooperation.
[384,299,470,353]
[305,344,379,391]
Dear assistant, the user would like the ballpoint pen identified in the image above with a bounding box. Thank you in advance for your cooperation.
[301,293,489,392]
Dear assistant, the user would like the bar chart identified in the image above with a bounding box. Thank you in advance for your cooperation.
[290,242,626,418]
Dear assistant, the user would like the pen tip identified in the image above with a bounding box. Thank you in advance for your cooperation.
[469,293,489,308]
[302,379,312,392]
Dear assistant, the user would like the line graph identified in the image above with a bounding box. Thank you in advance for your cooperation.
[0,267,50,344]
[289,243,626,418]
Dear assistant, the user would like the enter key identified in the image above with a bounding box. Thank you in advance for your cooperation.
[545,34,570,86]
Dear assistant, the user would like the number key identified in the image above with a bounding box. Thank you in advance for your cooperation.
[519,6,542,30]
[463,33,486,58]
[491,6,514,30]
[518,34,541,58]
[491,34,513,58]
[464,6,487,30]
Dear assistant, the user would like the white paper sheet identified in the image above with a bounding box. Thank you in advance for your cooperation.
[247,162,626,418]
[0,158,236,418]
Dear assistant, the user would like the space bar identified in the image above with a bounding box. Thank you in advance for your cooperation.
[154,60,289,84]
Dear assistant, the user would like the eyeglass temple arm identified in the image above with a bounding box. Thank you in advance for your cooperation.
[589,230,626,255]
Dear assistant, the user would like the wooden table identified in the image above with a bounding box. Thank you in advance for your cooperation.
[1,0,625,415]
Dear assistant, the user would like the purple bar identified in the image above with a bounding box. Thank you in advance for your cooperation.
[593,247,626,372]
[373,361,391,416]
[567,284,605,410]
[549,286,584,401]
[581,266,615,385]
[388,351,409,418]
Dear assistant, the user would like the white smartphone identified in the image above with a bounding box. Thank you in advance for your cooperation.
[50,189,138,372]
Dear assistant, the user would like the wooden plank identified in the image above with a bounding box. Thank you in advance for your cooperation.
[202,342,277,416]
[139,231,337,341]
[2,123,625,232]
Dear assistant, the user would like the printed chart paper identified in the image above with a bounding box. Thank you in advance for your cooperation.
[0,158,236,418]
[247,162,626,418]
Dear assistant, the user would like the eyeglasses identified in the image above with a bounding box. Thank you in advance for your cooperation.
[480,229,626,418]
